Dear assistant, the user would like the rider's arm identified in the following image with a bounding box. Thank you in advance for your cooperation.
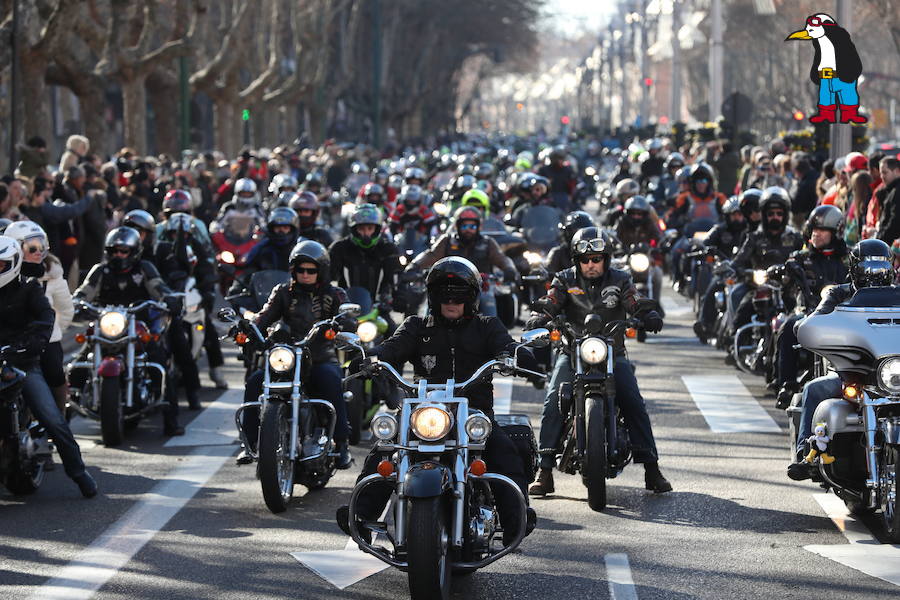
[73,264,103,301]
[20,281,55,357]
[486,317,540,372]
[252,282,288,332]
[47,274,75,334]
[142,262,174,301]
[379,243,402,299]
[487,237,517,277]
[371,316,420,370]
[327,240,345,286]
[731,234,754,271]
[409,234,448,271]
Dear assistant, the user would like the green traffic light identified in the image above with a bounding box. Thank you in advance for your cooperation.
[242,109,250,121]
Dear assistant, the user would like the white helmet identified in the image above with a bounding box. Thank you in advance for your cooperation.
[0,235,23,289]
[615,178,640,200]
[234,178,258,196]
[5,221,49,260]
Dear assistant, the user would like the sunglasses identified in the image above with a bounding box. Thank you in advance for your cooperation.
[573,238,606,254]
[294,267,319,275]
[458,223,479,231]
[579,256,604,264]
[806,16,834,27]
[758,164,772,170]
[695,178,710,184]
[24,244,45,255]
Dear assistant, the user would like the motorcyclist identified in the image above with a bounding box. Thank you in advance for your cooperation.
[267,173,298,200]
[738,187,763,231]
[652,152,685,207]
[639,138,666,182]
[403,166,426,187]
[387,185,438,235]
[773,205,848,407]
[216,177,266,229]
[615,195,664,301]
[605,178,640,227]
[329,203,401,330]
[787,239,894,481]
[537,146,577,211]
[356,182,387,213]
[230,207,300,293]
[526,226,671,496]
[693,196,748,342]
[288,191,334,246]
[0,236,97,497]
[73,227,185,436]
[546,211,596,275]
[237,240,354,468]
[158,189,216,256]
[336,256,540,544]
[666,162,727,228]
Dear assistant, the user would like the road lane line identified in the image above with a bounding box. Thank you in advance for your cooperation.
[605,553,638,600]
[30,445,235,600]
[165,389,243,447]
[805,493,900,587]
[661,296,692,317]
[494,377,514,415]
[681,374,781,433]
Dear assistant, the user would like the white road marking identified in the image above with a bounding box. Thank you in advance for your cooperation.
[681,374,781,433]
[30,445,235,600]
[165,389,243,447]
[638,336,700,345]
[805,493,900,587]
[605,553,639,600]
[661,296,692,317]
[494,376,514,415]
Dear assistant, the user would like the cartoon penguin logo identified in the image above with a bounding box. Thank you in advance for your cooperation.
[785,13,866,125]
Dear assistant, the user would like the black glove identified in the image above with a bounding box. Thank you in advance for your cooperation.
[642,311,663,333]
[164,296,183,316]
[525,316,547,330]
[348,356,364,375]
[503,269,519,285]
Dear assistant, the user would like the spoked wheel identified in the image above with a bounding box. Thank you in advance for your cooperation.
[258,401,295,513]
[880,444,900,542]
[4,434,45,495]
[583,394,608,512]
[407,496,452,600]
[99,376,124,447]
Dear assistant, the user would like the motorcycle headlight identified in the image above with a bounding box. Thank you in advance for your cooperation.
[371,413,398,441]
[523,251,543,267]
[99,311,127,338]
[268,346,295,373]
[357,320,378,343]
[877,357,900,395]
[399,255,408,266]
[753,269,768,286]
[220,250,236,264]
[629,253,650,273]
[410,404,453,441]
[433,202,450,216]
[465,413,492,443]
[579,337,608,365]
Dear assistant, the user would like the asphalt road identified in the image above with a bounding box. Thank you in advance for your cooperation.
[3,286,900,600]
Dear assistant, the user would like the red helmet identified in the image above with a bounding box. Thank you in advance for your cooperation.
[163,189,192,215]
[843,152,868,173]
[288,191,320,228]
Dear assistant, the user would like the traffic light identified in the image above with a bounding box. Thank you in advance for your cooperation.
[242,108,251,121]
[560,115,570,125]
[659,115,669,125]
[643,77,653,87]
[792,110,805,121]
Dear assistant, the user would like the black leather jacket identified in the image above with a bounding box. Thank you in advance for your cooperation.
[374,313,538,416]
[786,242,849,303]
[75,260,173,306]
[732,227,804,271]
[0,277,55,369]
[545,243,572,276]
[703,223,745,259]
[253,281,352,364]
[329,236,401,301]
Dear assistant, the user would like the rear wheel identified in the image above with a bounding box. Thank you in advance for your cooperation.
[99,376,124,447]
[880,444,900,542]
[407,496,451,600]
[4,430,44,495]
[258,401,295,513]
[583,394,608,512]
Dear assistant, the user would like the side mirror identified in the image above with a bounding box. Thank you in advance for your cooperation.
[521,328,550,347]
[217,307,237,322]
[335,331,364,353]
[339,303,362,318]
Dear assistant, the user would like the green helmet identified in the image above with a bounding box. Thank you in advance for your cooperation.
[349,203,383,248]
[514,157,532,171]
[461,188,490,216]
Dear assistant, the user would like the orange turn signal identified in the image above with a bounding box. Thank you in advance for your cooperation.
[75,333,87,344]
[469,459,487,476]
[235,332,248,345]
[725,278,736,286]
[842,383,861,402]
[706,255,715,263]
[324,329,336,340]
[625,327,638,339]
[152,333,160,342]
[377,460,394,477]
[139,332,152,344]
[550,329,561,342]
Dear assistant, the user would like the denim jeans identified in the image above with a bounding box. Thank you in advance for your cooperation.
[797,373,841,453]
[538,353,659,469]
[242,361,349,448]
[23,367,87,479]
[818,77,859,106]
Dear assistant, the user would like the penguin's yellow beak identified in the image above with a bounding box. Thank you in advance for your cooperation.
[786,29,812,41]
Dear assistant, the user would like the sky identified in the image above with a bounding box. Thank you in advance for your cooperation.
[544,0,617,35]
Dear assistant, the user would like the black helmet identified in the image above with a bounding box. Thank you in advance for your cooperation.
[289,239,330,281]
[803,205,845,240]
[624,195,651,213]
[403,167,426,184]
[104,226,143,273]
[664,152,685,171]
[722,196,745,232]
[474,162,495,181]
[425,256,482,315]
[688,162,716,196]
[849,239,894,289]
[304,172,324,188]
[123,209,156,245]
[722,196,741,215]
[759,186,791,232]
[266,207,300,247]
[560,211,596,245]
[739,188,763,220]
[570,226,611,264]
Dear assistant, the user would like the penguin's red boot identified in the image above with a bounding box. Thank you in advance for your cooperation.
[808,104,837,124]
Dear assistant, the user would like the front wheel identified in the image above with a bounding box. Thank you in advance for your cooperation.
[583,394,608,512]
[258,401,295,514]
[99,376,124,447]
[407,496,451,600]
[881,444,900,542]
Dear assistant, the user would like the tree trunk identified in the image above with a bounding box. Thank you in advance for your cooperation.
[307,102,327,146]
[213,97,238,157]
[121,75,148,153]
[79,86,112,156]
[21,56,52,147]
[147,78,179,156]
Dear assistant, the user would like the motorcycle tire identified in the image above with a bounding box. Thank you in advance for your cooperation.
[258,401,295,514]
[583,394,608,512]
[100,376,124,447]
[497,294,516,329]
[881,444,900,543]
[407,496,452,600]
[4,437,43,495]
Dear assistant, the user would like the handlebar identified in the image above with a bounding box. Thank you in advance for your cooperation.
[347,356,543,393]
[75,299,169,315]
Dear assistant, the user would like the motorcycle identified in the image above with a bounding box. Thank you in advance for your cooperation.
[67,300,171,447]
[546,299,659,511]
[219,301,361,513]
[795,286,900,540]
[733,265,785,375]
[0,346,48,494]
[180,275,206,360]
[341,329,548,600]
[223,268,291,376]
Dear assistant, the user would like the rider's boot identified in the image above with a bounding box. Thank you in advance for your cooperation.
[209,367,228,390]
[528,468,555,496]
[163,408,185,437]
[336,440,353,469]
[73,471,98,498]
[775,383,798,410]
[235,445,254,465]
[644,462,673,493]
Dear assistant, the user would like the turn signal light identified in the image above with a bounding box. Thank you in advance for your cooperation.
[75,333,87,344]
[139,332,152,344]
[377,460,394,477]
[235,332,248,345]
[625,327,637,339]
[725,278,736,286]
[842,383,861,402]
[550,330,561,342]
[152,333,160,342]
[324,329,336,340]
[469,459,487,476]
[706,255,715,263]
